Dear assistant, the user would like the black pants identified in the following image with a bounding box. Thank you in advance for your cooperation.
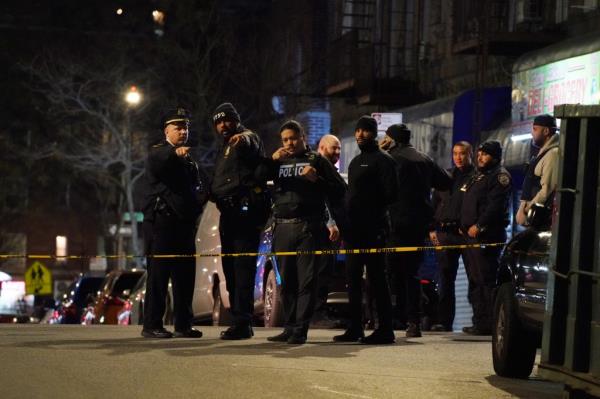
[386,231,424,325]
[435,231,470,329]
[462,232,505,330]
[273,220,322,337]
[346,235,393,332]
[143,215,196,332]
[219,208,263,326]
[314,241,336,316]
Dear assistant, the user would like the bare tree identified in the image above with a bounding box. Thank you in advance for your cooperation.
[22,52,153,268]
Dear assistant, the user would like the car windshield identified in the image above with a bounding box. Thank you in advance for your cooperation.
[130,273,146,294]
[111,273,142,297]
[72,277,104,306]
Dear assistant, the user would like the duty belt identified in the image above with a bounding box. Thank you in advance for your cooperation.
[274,216,322,224]
[274,217,305,224]
[438,221,460,233]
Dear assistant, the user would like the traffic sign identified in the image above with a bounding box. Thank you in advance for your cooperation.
[24,261,52,295]
[371,112,403,133]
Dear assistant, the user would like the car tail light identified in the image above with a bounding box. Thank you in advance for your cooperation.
[420,279,431,285]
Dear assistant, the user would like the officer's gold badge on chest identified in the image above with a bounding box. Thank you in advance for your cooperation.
[224,146,231,158]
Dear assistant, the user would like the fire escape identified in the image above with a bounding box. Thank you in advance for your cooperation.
[326,0,422,106]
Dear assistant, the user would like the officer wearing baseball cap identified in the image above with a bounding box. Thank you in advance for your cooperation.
[141,107,209,339]
[459,140,512,335]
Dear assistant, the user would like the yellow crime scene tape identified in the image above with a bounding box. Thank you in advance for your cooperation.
[0,242,506,260]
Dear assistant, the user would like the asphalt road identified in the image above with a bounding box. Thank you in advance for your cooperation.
[0,325,562,399]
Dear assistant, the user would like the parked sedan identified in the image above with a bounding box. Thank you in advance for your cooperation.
[118,272,174,326]
[492,205,551,378]
[87,270,144,325]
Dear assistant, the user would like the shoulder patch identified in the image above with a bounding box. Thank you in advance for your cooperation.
[498,173,510,186]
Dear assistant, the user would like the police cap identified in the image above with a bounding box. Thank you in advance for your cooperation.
[161,107,191,128]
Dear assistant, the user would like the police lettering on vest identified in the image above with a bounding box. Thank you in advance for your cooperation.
[278,162,309,178]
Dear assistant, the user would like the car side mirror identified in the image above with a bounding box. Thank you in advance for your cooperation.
[527,203,551,230]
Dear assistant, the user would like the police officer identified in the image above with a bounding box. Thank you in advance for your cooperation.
[382,124,451,338]
[429,141,475,332]
[516,114,559,226]
[142,107,208,338]
[460,140,512,335]
[258,120,345,344]
[210,102,269,340]
[333,116,399,345]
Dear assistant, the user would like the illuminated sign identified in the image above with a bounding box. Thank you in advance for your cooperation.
[512,50,600,122]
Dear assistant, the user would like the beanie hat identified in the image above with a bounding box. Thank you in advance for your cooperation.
[355,115,378,134]
[478,140,502,160]
[213,102,240,124]
[533,114,557,129]
[386,123,411,143]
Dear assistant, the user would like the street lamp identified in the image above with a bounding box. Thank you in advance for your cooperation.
[125,86,141,106]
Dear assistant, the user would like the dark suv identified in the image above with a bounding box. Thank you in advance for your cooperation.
[492,205,552,378]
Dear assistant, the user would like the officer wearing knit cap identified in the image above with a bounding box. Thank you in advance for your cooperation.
[477,140,502,160]
[141,107,208,339]
[382,122,451,338]
[210,102,269,340]
[459,140,512,335]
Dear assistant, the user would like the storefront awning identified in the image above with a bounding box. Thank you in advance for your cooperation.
[513,32,600,73]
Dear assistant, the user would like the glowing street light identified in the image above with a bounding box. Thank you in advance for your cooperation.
[125,86,141,106]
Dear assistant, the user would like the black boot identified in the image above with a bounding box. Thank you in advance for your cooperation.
[360,329,395,345]
[267,329,293,342]
[333,329,364,342]
[220,325,254,340]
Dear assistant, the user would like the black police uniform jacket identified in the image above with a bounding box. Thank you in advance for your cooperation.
[256,149,346,220]
[211,126,265,202]
[432,164,476,226]
[460,163,512,237]
[387,143,452,232]
[143,141,209,222]
[346,141,399,244]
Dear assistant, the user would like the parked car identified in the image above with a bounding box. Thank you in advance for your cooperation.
[86,270,144,325]
[117,272,175,326]
[47,274,104,324]
[192,201,352,327]
[492,204,552,378]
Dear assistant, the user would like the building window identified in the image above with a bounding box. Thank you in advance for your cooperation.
[56,236,67,258]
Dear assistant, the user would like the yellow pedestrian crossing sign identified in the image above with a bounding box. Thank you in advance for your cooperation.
[25,261,52,295]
